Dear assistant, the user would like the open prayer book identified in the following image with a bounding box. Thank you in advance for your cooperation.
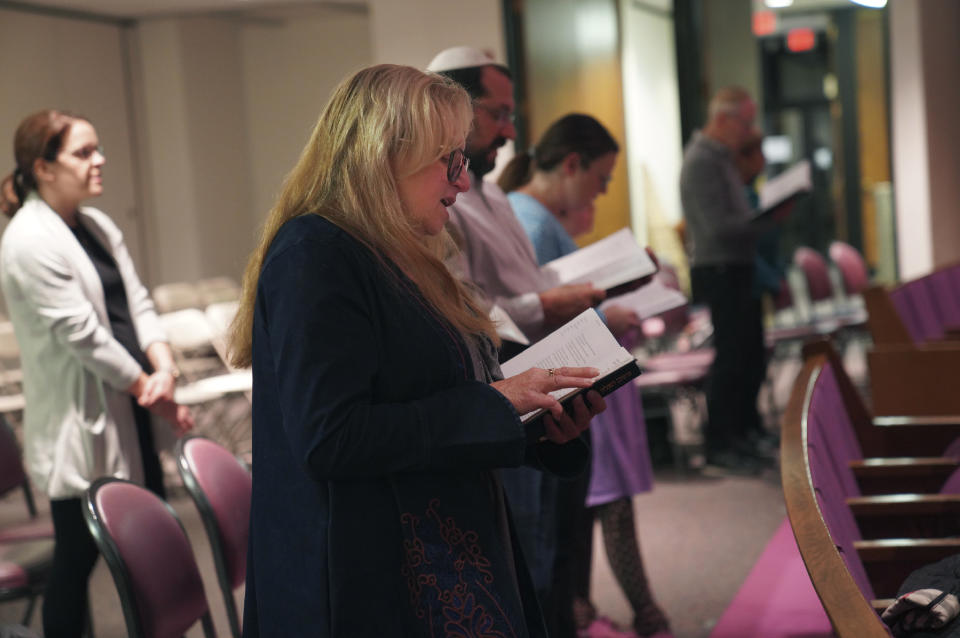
[500,309,640,438]
[600,280,687,319]
[756,159,812,218]
[540,228,657,296]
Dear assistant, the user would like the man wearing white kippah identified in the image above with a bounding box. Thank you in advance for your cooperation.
[427,46,606,638]
[427,47,604,344]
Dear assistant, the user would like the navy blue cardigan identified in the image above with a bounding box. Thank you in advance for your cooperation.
[243,215,576,637]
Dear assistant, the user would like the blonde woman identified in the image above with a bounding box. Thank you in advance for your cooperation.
[228,64,606,637]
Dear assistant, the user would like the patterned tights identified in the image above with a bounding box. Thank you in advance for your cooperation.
[595,498,670,636]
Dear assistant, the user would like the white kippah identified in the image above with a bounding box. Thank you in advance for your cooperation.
[427,46,497,72]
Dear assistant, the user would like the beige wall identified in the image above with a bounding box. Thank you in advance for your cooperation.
[620,0,685,281]
[240,6,372,224]
[0,8,144,271]
[368,0,504,68]
[133,6,373,286]
[702,0,760,107]
[889,0,960,278]
[520,0,631,248]
[917,1,960,271]
[0,4,376,291]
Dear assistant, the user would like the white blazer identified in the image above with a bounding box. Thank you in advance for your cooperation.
[0,192,168,499]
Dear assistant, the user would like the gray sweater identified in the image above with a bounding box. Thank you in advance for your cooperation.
[679,132,758,267]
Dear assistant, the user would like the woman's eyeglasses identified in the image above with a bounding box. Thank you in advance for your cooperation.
[67,144,104,161]
[445,148,469,184]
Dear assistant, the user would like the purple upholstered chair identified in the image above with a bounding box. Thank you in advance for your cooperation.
[176,436,251,638]
[887,285,924,344]
[928,270,960,331]
[904,280,943,342]
[0,416,53,626]
[83,478,216,638]
[0,416,52,544]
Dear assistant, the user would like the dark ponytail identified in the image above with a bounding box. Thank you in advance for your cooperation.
[0,174,19,219]
[496,149,535,193]
[499,113,618,197]
[3,109,85,217]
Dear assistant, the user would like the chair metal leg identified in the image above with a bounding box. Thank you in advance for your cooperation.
[200,612,217,638]
[20,594,37,626]
[83,600,96,638]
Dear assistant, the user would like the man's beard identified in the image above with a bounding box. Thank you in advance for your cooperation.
[466,137,506,178]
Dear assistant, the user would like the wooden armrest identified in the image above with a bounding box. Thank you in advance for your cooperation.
[856,538,960,598]
[943,331,960,341]
[851,457,959,471]
[871,598,895,612]
[873,416,960,427]
[850,457,960,495]
[869,346,960,416]
[848,493,960,515]
[865,412,960,457]
[848,494,960,539]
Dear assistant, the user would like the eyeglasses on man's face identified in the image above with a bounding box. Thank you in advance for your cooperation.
[444,148,469,184]
[475,102,516,126]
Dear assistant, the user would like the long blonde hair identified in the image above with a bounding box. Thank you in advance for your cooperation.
[228,64,497,368]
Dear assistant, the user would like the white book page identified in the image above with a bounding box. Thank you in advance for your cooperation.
[601,281,687,319]
[501,309,634,421]
[489,304,530,346]
[540,228,656,291]
[759,160,811,213]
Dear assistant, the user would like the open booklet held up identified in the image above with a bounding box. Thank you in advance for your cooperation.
[600,280,687,319]
[540,228,657,296]
[500,309,641,442]
[755,159,812,220]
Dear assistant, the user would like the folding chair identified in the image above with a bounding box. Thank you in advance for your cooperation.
[0,417,52,626]
[152,282,202,314]
[196,278,240,307]
[176,436,251,638]
[83,478,216,638]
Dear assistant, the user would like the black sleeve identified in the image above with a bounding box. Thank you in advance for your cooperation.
[259,236,530,481]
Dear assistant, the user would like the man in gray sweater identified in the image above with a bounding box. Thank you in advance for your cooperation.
[680,86,770,472]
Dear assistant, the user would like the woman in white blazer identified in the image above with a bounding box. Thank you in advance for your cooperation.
[0,110,193,638]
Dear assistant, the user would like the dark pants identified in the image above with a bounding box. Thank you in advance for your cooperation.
[691,264,766,455]
[545,433,594,638]
[133,399,166,500]
[43,498,99,638]
[42,401,165,637]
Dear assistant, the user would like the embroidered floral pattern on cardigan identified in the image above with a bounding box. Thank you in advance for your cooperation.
[401,498,519,638]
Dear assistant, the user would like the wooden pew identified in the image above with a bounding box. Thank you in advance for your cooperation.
[709,346,960,637]
[803,339,960,477]
[782,352,960,636]
[861,263,960,414]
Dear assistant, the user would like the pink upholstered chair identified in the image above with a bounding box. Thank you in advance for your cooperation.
[83,478,216,638]
[829,241,870,296]
[0,416,53,544]
[176,436,251,638]
[793,247,834,303]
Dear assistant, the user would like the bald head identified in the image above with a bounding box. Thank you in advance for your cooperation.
[704,86,756,150]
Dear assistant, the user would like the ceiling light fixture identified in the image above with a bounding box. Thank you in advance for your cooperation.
[764,0,794,7]
[849,0,887,8]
